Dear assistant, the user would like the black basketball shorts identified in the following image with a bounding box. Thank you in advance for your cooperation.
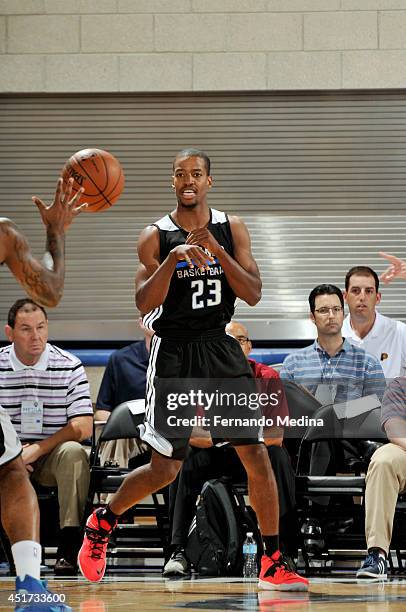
[139,330,264,460]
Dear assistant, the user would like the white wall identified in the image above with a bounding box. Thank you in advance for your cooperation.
[1,0,406,92]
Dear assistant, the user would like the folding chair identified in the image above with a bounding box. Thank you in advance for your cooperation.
[88,402,145,485]
[281,380,321,468]
[86,402,170,568]
[295,401,386,570]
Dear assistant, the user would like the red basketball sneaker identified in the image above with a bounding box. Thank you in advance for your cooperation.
[258,551,309,591]
[78,509,117,582]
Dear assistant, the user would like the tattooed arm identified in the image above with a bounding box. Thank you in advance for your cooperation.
[0,178,86,307]
[0,218,65,307]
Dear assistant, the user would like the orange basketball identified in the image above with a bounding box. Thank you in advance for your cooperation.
[61,148,125,212]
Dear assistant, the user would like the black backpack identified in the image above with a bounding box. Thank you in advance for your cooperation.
[185,478,244,576]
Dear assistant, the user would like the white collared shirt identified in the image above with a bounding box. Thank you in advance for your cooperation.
[342,311,406,378]
[9,343,50,372]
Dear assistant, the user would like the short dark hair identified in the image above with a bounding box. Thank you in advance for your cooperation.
[173,148,211,175]
[345,266,380,293]
[308,284,344,314]
[7,298,47,328]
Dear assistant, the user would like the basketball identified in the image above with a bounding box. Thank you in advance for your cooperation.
[61,148,125,212]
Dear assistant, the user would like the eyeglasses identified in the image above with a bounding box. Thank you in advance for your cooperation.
[314,306,343,316]
[236,336,250,345]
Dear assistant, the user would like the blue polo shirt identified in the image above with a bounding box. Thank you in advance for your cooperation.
[280,338,386,403]
[96,340,149,412]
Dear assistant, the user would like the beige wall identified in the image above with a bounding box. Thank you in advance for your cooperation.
[85,366,105,407]
[1,0,406,92]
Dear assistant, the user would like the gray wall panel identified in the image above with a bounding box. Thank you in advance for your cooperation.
[1,91,406,341]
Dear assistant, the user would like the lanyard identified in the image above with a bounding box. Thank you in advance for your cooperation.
[317,349,343,385]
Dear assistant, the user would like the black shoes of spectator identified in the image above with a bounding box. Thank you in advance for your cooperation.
[54,526,82,575]
[54,557,78,576]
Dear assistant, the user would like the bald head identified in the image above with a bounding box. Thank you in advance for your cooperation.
[225,320,252,357]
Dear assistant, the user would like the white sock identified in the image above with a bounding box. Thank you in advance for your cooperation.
[11,540,41,580]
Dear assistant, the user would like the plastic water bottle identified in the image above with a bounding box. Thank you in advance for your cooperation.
[242,532,257,578]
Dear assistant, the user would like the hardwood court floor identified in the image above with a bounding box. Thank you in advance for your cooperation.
[1,575,406,611]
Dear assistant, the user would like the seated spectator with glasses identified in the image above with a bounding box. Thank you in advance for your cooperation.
[280,284,386,548]
[281,284,386,407]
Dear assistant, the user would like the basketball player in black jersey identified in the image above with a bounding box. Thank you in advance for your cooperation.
[78,149,308,591]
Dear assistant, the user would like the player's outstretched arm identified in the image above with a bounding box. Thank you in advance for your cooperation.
[135,225,213,312]
[186,216,261,306]
[0,179,86,307]
[379,251,406,284]
[0,217,65,307]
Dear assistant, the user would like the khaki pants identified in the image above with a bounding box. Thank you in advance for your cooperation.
[31,441,90,529]
[100,438,146,469]
[365,443,406,554]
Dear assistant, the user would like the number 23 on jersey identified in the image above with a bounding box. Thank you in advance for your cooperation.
[191,279,222,309]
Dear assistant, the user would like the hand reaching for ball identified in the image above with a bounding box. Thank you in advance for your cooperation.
[32,177,88,233]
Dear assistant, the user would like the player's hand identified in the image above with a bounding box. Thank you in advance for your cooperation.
[171,244,212,270]
[379,251,406,284]
[32,177,88,233]
[22,442,43,467]
[186,227,220,258]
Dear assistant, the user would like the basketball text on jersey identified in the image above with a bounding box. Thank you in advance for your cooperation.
[144,208,236,334]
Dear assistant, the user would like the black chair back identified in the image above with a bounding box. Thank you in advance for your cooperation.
[282,380,321,438]
[297,400,387,474]
[99,401,145,442]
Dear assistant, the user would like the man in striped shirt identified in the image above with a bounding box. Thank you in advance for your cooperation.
[280,284,386,405]
[0,298,93,575]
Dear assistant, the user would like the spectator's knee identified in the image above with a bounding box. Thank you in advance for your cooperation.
[55,441,89,468]
[367,444,397,481]
[370,444,389,465]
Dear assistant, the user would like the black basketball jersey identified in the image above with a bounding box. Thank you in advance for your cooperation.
[143,208,236,335]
